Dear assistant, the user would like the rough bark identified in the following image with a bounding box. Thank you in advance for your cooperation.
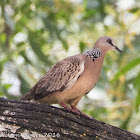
[0,98,139,140]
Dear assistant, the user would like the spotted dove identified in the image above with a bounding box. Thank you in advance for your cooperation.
[20,36,122,119]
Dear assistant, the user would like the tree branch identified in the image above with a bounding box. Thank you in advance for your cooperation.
[0,98,139,140]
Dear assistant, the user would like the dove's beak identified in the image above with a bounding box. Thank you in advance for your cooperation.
[114,46,122,53]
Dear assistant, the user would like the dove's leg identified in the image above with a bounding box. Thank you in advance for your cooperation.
[71,105,93,119]
[60,102,80,115]
[60,102,93,119]
[60,102,71,111]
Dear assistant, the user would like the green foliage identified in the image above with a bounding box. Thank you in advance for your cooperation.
[0,0,140,135]
[112,57,140,82]
[28,31,51,65]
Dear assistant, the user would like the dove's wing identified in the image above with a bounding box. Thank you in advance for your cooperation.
[29,55,85,100]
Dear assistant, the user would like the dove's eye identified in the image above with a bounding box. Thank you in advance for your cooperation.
[107,39,112,45]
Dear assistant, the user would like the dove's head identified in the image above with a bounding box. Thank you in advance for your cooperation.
[94,36,122,53]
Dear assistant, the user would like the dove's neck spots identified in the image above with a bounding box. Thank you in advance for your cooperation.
[83,49,102,62]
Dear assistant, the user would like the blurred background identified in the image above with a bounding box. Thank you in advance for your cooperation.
[0,0,140,135]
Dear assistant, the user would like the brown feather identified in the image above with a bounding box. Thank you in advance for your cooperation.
[27,54,85,100]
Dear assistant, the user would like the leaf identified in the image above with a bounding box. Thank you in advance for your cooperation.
[19,73,30,95]
[42,17,68,50]
[84,107,107,120]
[42,17,57,39]
[17,65,36,87]
[0,33,6,43]
[120,112,132,130]
[28,31,52,65]
[83,9,97,20]
[130,7,139,13]
[0,57,9,74]
[133,72,140,89]
[112,57,140,82]
[1,84,18,99]
[4,84,12,89]
[0,92,3,96]
[79,41,86,53]
[61,39,68,51]
[135,91,140,112]
[20,50,31,65]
